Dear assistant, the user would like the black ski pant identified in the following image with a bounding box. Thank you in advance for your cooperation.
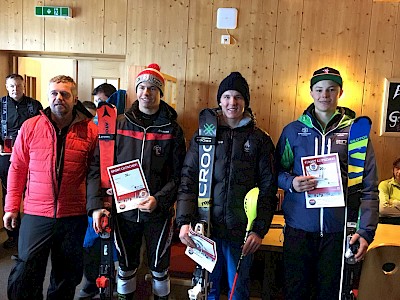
[0,155,19,239]
[283,225,344,300]
[7,214,87,300]
[116,216,173,272]
[115,216,174,296]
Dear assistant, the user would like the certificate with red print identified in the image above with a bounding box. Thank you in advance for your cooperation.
[185,226,217,273]
[301,153,345,208]
[107,160,149,213]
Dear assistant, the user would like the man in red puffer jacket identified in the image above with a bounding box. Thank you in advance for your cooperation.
[3,75,98,300]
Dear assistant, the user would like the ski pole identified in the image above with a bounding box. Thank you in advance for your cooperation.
[229,187,259,300]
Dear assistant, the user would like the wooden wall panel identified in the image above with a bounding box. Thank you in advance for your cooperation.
[269,0,303,143]
[0,0,23,50]
[209,0,279,135]
[22,0,44,50]
[297,0,372,118]
[0,52,10,95]
[44,0,104,53]
[182,0,213,137]
[125,0,189,122]
[104,0,127,55]
[363,2,400,180]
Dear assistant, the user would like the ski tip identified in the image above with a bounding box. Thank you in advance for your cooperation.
[354,116,372,125]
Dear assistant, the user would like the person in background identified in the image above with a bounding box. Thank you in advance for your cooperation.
[87,64,186,300]
[176,72,277,300]
[275,67,379,299]
[3,75,98,300]
[91,83,117,125]
[0,73,43,249]
[378,157,400,224]
[92,83,117,108]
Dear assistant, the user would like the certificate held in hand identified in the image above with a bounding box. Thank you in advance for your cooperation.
[301,153,345,208]
[107,159,150,213]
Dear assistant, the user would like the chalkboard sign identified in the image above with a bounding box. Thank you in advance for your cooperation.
[380,78,400,136]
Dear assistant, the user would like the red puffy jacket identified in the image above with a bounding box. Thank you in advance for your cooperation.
[5,108,98,218]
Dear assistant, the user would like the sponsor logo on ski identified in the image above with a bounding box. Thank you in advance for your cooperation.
[196,136,213,144]
[349,135,367,144]
[98,133,114,140]
[199,144,212,199]
[198,198,212,207]
[101,106,111,118]
[203,123,216,136]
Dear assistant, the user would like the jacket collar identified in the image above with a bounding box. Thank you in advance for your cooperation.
[125,100,177,126]
[299,103,355,132]
[215,107,255,129]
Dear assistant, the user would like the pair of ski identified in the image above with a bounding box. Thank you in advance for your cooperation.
[188,109,216,300]
[96,102,118,300]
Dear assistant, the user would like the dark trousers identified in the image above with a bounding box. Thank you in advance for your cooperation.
[0,155,19,239]
[7,214,87,300]
[82,237,101,291]
[115,216,173,272]
[283,225,344,300]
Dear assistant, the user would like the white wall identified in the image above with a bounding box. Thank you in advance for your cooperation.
[18,57,76,105]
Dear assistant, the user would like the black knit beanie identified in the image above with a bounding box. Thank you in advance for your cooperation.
[217,72,250,107]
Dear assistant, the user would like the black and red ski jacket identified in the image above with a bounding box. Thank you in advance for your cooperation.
[87,100,186,222]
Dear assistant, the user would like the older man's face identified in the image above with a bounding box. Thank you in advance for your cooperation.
[6,78,25,102]
[48,81,77,118]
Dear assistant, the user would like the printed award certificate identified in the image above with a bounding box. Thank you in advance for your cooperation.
[301,153,345,208]
[185,227,217,273]
[107,159,149,213]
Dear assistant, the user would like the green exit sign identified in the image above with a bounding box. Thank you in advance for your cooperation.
[35,6,72,18]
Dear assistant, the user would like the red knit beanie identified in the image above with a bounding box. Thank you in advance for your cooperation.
[135,63,165,97]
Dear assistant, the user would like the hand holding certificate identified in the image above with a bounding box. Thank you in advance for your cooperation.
[185,227,217,273]
[301,153,345,208]
[107,160,150,213]
[137,196,158,213]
